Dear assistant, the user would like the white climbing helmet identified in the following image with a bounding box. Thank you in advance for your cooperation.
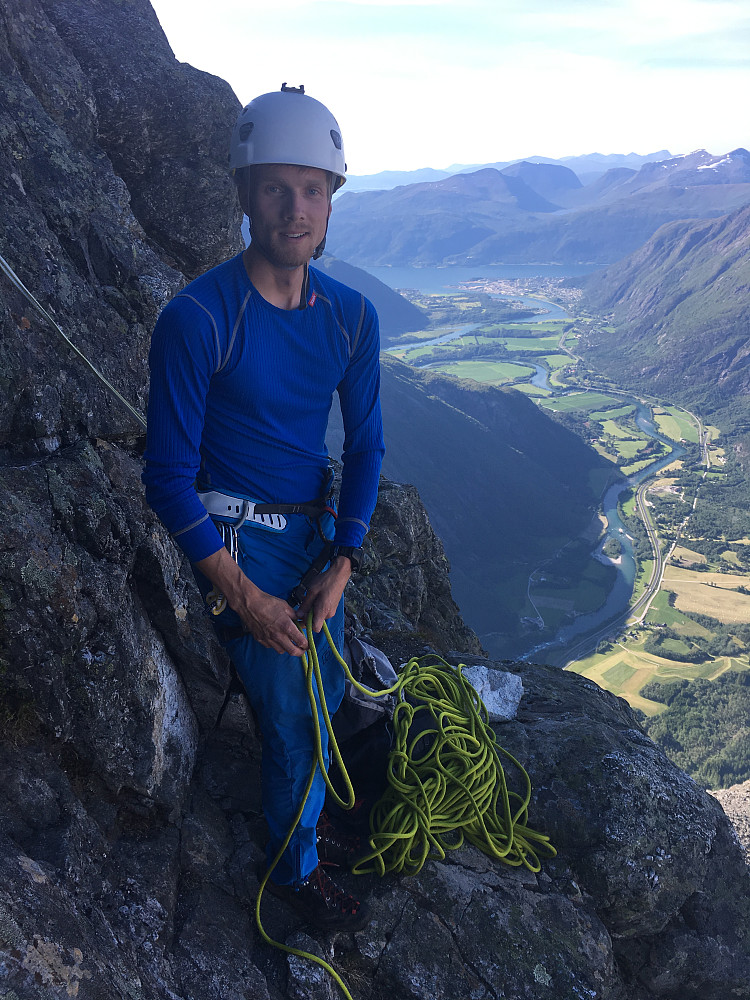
[229,84,347,191]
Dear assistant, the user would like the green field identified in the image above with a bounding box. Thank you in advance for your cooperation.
[484,320,565,335]
[569,634,749,717]
[590,404,636,420]
[621,494,637,517]
[621,455,665,476]
[541,354,572,370]
[644,589,711,636]
[515,384,550,397]
[430,360,534,383]
[602,660,637,689]
[498,336,560,352]
[540,391,623,413]
[601,419,638,440]
[603,436,646,461]
[653,406,701,444]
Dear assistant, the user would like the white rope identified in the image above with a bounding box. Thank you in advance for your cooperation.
[0,253,147,431]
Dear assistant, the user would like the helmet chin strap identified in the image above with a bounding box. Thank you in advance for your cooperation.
[298,262,310,310]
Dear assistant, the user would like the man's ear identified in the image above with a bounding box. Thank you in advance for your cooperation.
[235,167,252,217]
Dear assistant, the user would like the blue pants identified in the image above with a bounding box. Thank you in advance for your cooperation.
[194,513,345,885]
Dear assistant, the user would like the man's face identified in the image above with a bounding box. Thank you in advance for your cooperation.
[242,164,332,270]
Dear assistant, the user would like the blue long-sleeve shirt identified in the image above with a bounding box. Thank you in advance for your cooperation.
[142,253,384,562]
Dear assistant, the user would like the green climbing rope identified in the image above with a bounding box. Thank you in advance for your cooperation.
[352,655,556,876]
[255,616,556,1000]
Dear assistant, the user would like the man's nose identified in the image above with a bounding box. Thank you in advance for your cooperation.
[283,191,305,218]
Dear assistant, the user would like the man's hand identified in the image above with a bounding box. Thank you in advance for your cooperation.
[297,555,352,633]
[239,588,308,655]
[194,547,307,656]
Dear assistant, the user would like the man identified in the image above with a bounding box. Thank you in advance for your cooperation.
[143,85,384,930]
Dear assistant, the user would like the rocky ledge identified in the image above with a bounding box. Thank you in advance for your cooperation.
[1,439,749,1000]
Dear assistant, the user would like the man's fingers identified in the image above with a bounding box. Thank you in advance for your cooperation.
[264,628,305,657]
[240,594,308,656]
[273,621,307,656]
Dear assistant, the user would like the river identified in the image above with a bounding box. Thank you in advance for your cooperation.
[370,263,676,663]
[521,403,687,662]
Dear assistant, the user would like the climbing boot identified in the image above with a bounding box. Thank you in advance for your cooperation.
[263,864,370,931]
[316,809,364,868]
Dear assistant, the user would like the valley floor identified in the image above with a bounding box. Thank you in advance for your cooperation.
[388,281,750,788]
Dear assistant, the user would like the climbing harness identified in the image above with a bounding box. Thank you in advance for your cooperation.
[198,481,338,618]
[256,616,556,1000]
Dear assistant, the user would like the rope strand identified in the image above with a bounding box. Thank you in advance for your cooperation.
[0,253,147,431]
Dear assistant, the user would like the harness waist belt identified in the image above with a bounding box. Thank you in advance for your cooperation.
[197,489,333,532]
[197,489,288,531]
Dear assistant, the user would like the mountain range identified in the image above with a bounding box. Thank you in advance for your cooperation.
[342,151,673,194]
[328,149,750,267]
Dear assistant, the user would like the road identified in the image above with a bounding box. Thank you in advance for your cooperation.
[535,327,709,667]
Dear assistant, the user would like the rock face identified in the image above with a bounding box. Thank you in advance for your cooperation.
[0,0,242,451]
[710,780,750,864]
[1,3,750,999]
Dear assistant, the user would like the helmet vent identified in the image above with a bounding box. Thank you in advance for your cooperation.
[330,129,342,150]
[239,122,254,142]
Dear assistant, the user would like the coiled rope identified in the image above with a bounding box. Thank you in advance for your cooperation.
[353,655,556,876]
[256,616,555,1000]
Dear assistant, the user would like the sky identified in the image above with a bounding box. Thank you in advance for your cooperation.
[149,0,750,176]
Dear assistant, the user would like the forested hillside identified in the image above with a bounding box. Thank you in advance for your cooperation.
[581,202,750,425]
[642,673,750,788]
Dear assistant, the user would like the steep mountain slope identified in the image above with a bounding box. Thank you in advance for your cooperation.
[315,254,427,338]
[328,357,613,644]
[328,151,750,267]
[581,203,750,417]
